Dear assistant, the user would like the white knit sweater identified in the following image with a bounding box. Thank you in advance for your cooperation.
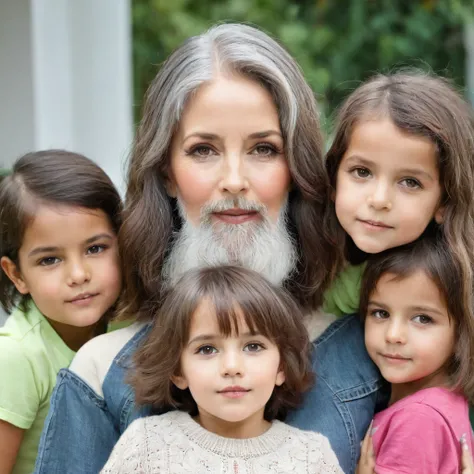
[101,411,343,473]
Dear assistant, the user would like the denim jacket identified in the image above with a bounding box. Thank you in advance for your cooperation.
[34,314,387,474]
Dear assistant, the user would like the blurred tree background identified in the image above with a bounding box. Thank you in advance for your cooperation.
[132,0,473,130]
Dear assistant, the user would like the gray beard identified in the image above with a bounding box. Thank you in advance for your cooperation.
[162,197,298,288]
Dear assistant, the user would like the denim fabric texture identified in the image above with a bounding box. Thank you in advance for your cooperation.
[34,314,387,474]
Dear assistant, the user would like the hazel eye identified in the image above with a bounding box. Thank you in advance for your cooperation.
[188,146,217,159]
[251,144,279,157]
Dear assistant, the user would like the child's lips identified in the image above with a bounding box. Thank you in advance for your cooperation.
[218,386,251,399]
[67,293,99,305]
[358,219,393,230]
[380,353,411,364]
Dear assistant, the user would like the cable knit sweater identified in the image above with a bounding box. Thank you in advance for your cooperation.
[101,411,343,473]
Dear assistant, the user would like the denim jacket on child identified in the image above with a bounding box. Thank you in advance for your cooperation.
[34,314,387,474]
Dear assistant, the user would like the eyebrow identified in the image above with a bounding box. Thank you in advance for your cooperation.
[367,300,388,310]
[183,130,283,141]
[367,301,445,317]
[344,155,435,181]
[27,233,114,257]
[187,331,261,346]
[409,305,445,317]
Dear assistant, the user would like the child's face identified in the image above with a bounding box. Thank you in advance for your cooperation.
[2,204,121,334]
[335,118,444,254]
[172,299,285,438]
[364,270,455,402]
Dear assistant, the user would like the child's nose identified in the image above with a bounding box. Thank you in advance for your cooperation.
[220,351,244,377]
[385,320,407,344]
[367,182,392,211]
[67,260,91,286]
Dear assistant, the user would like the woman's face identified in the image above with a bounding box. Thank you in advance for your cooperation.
[167,74,291,226]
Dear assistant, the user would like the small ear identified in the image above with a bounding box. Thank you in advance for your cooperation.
[171,374,188,390]
[275,369,286,387]
[164,175,177,199]
[0,256,29,294]
[434,205,445,224]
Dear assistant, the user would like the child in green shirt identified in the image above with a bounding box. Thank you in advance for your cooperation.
[0,150,123,473]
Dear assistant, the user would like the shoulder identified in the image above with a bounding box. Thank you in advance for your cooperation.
[0,332,37,370]
[384,388,467,423]
[281,423,335,451]
[374,394,457,444]
[373,395,460,472]
[70,322,146,396]
[282,424,343,472]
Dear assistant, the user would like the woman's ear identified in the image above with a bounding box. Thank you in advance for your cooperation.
[171,374,188,390]
[0,256,29,294]
[164,174,177,198]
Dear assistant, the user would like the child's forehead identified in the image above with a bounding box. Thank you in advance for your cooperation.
[189,298,256,337]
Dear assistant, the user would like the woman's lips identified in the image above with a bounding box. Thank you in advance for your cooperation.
[213,209,259,224]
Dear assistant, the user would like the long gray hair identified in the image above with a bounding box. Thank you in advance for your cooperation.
[120,23,334,322]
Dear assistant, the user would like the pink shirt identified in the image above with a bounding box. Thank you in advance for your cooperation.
[372,387,473,474]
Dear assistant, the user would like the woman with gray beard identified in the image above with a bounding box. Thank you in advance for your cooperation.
[34,23,385,474]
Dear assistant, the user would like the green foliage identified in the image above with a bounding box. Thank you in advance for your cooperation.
[132,0,471,126]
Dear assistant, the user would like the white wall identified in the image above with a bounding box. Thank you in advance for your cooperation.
[0,0,36,166]
[0,0,133,324]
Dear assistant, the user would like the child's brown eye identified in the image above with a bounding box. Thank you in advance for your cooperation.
[351,167,371,179]
[197,345,217,355]
[244,343,263,352]
[40,257,60,266]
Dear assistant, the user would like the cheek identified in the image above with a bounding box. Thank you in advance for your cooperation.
[172,163,216,211]
[334,176,355,212]
[27,275,60,304]
[250,164,291,209]
[364,323,379,349]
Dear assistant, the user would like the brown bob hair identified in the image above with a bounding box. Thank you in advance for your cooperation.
[118,23,335,323]
[360,235,474,404]
[0,150,122,313]
[131,265,314,421]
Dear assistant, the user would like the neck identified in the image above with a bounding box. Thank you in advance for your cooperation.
[389,369,450,405]
[46,318,106,352]
[195,409,271,439]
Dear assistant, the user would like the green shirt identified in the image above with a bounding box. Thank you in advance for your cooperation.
[0,303,75,474]
[322,263,366,317]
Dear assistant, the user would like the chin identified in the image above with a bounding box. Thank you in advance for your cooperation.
[353,240,391,255]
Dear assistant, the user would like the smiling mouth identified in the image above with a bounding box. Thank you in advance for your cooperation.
[67,293,98,303]
[358,219,393,229]
[381,353,411,362]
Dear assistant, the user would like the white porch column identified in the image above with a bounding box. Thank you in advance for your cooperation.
[30,0,133,190]
[0,0,132,189]
[0,0,132,323]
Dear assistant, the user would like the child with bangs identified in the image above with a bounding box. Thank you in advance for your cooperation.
[356,236,474,473]
[101,265,343,473]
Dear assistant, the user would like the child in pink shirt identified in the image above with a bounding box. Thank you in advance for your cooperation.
[357,236,474,474]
